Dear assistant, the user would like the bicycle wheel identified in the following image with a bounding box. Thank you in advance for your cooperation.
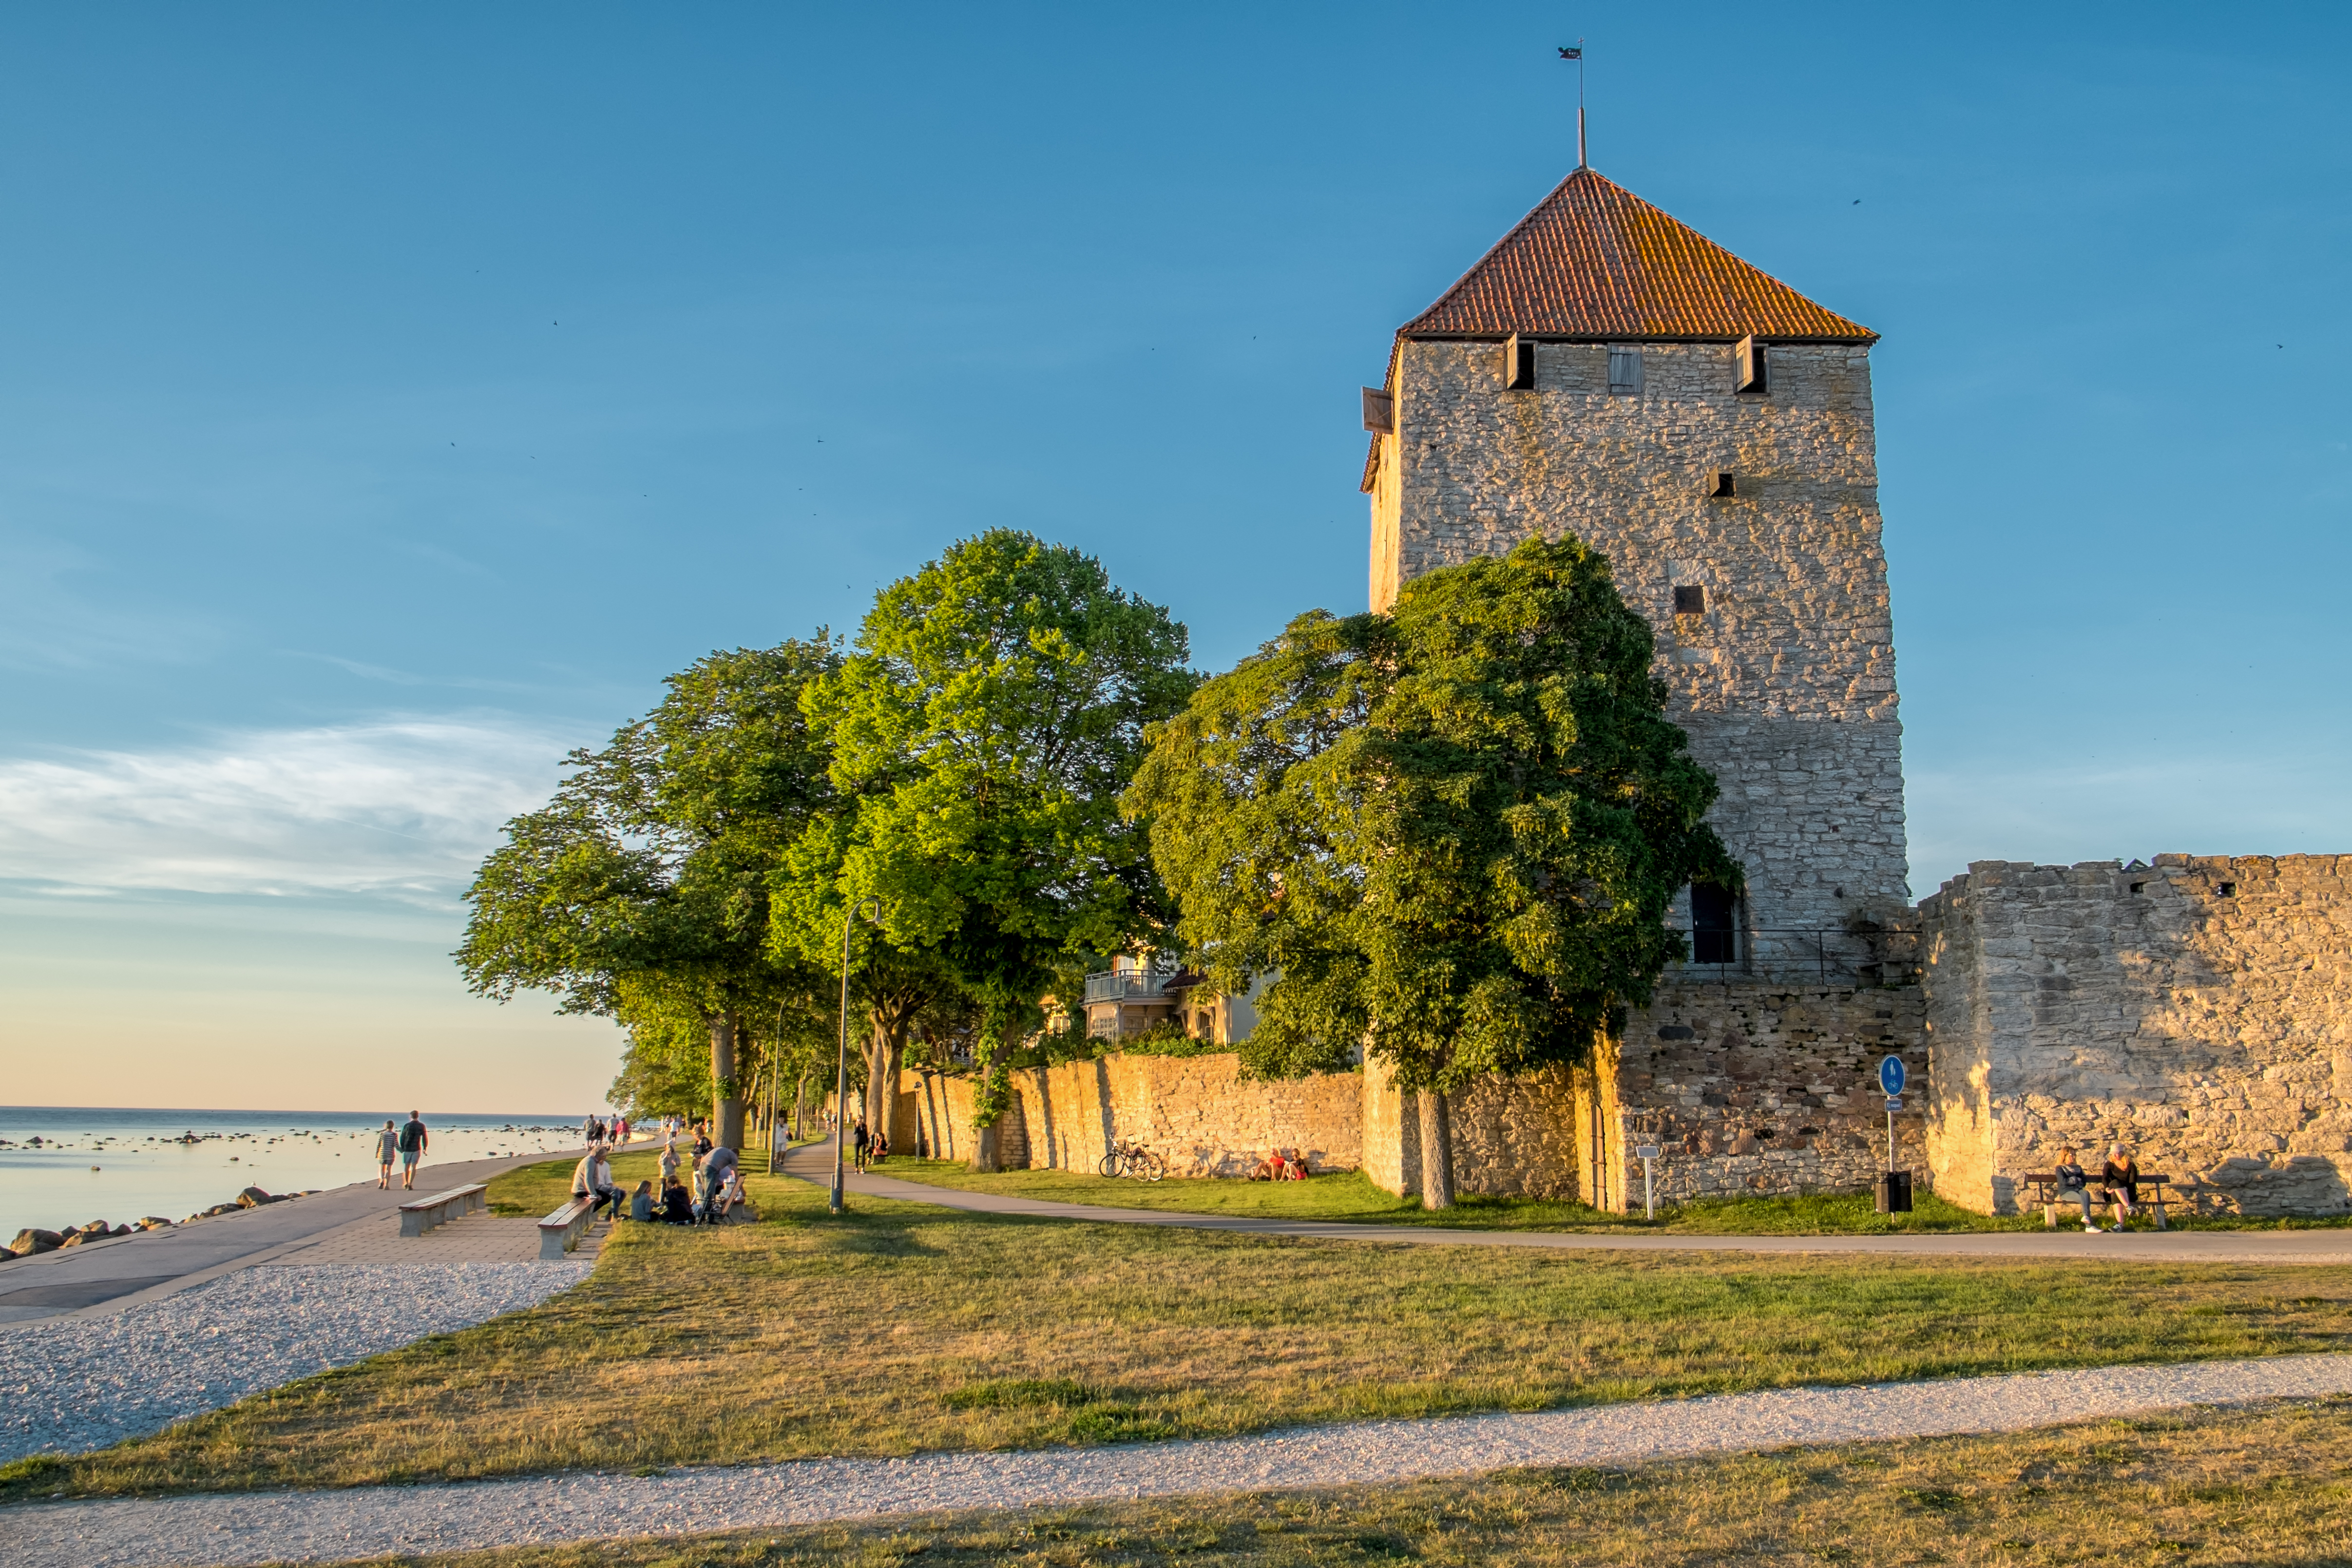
[1140,1151,1166,1183]
[1098,1152,1122,1179]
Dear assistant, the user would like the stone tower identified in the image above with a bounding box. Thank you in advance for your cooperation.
[1363,166,1910,960]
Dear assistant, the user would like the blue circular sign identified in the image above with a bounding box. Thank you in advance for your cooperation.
[1878,1055,1907,1096]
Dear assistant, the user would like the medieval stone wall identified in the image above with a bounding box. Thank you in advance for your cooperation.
[1361,1057,1583,1201]
[894,1053,1359,1179]
[1370,338,1908,952]
[1616,980,1927,1205]
[1921,856,2352,1217]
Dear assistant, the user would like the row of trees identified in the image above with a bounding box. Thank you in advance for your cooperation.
[457,529,1734,1200]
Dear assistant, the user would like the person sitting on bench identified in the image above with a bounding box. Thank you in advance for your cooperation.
[2100,1145,2141,1232]
[2053,1147,2101,1231]
[572,1146,622,1221]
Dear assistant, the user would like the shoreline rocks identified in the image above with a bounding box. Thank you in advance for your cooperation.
[6,1187,319,1262]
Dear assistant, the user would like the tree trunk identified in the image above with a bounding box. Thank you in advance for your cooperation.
[971,1121,1001,1173]
[711,1012,745,1150]
[1415,1088,1454,1211]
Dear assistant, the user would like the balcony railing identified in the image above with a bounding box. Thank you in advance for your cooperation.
[1084,967,1178,1006]
[1669,927,1919,987]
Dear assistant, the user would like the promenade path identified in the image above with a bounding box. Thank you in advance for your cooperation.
[783,1143,2352,1264]
[0,1143,624,1327]
[12,1354,2352,1568]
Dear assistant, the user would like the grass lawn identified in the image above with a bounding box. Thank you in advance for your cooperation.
[292,1395,2352,1568]
[7,1159,2349,1501]
[873,1157,2352,1234]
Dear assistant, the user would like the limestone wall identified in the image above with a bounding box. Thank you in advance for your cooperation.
[1920,856,2352,1217]
[1370,338,1908,950]
[1361,1057,1582,1201]
[1619,980,1927,1206]
[895,1053,1359,1178]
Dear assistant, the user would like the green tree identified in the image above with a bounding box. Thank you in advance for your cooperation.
[1127,534,1736,1206]
[798,529,1195,1169]
[458,640,841,1150]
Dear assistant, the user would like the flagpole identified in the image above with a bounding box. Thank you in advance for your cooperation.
[1560,39,1587,169]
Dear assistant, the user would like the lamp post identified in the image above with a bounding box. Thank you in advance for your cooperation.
[831,897,880,1215]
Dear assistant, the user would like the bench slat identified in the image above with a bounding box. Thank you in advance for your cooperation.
[397,1182,490,1238]
[538,1196,597,1260]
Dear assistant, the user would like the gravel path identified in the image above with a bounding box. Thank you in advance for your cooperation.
[10,1354,2349,1568]
[0,1262,592,1466]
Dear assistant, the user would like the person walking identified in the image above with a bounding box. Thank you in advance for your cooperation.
[373,1118,400,1189]
[396,1110,429,1190]
[852,1118,870,1172]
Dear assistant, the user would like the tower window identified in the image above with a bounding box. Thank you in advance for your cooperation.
[2218,882,2237,898]
[1711,473,1736,498]
[1735,335,1768,394]
[1673,585,1706,614]
[1501,335,1535,390]
[1690,882,1737,964]
[1607,347,1644,396]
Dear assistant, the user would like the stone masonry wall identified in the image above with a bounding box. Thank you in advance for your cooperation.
[1361,1057,1582,1201]
[1617,979,1927,1206]
[897,1053,1360,1179]
[1370,339,1908,953]
[1921,856,2352,1217]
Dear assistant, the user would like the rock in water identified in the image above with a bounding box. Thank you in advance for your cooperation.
[136,1216,174,1230]
[8,1228,61,1255]
[235,1186,273,1208]
[109,1223,135,1237]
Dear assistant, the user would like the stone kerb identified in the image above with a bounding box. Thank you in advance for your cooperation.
[1919,855,2352,1217]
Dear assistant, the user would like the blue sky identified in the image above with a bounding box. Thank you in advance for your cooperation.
[1,4,2346,1110]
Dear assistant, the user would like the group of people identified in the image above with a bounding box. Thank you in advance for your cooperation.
[850,1119,890,1170]
[2049,1145,2144,1231]
[372,1111,429,1190]
[582,1113,631,1146]
[570,1119,746,1228]
[1248,1147,1309,1182]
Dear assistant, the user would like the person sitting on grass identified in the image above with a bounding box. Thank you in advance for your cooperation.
[629,1179,655,1223]
[1282,1148,1308,1181]
[2053,1147,2101,1231]
[871,1130,889,1165]
[658,1177,694,1224]
[2101,1144,2141,1231]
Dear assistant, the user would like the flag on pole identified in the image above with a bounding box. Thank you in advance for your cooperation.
[1558,45,1581,59]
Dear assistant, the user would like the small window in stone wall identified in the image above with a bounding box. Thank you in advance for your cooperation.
[1711,473,1736,498]
[1673,585,1706,614]
[1735,334,1768,394]
[1608,347,1643,396]
[2218,882,2237,898]
[1502,335,1536,390]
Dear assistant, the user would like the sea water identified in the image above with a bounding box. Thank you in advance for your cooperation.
[0,1106,602,1241]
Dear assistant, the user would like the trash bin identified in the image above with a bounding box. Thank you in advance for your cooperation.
[1875,1170,1912,1214]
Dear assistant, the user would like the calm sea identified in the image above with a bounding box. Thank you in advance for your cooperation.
[0,1106,601,1241]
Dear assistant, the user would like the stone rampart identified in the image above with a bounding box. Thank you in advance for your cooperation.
[1921,856,2352,1217]
[1617,980,1927,1205]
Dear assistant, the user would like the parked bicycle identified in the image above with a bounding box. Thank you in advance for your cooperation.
[1098,1137,1166,1182]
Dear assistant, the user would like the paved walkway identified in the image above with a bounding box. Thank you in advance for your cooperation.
[0,1143,625,1326]
[787,1145,2352,1264]
[12,1353,2350,1568]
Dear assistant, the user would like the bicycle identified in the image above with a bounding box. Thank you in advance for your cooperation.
[1097,1138,1166,1182]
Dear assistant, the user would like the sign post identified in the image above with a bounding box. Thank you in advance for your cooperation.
[1634,1143,1661,1220]
[1876,1055,1911,1214]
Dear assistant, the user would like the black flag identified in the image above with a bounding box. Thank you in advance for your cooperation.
[1558,45,1581,59]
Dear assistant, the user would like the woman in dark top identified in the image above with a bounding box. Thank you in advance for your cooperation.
[2100,1144,2141,1231]
[2053,1147,2102,1231]
[659,1179,695,1224]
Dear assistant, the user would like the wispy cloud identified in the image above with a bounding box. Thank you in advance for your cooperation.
[0,717,584,899]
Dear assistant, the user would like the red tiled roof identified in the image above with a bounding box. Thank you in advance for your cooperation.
[1399,167,1874,343]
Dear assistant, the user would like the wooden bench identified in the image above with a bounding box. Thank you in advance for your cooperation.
[538,1196,597,1259]
[397,1183,487,1238]
[2018,1171,2180,1230]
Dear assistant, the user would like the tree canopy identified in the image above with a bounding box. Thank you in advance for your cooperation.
[456,640,841,1147]
[1126,534,1736,1203]
[795,529,1195,1166]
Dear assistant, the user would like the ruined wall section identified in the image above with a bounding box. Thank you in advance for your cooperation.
[1621,980,1927,1205]
[1373,339,1907,950]
[1919,856,2352,1217]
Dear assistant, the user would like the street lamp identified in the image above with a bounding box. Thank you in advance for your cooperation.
[831,896,880,1215]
